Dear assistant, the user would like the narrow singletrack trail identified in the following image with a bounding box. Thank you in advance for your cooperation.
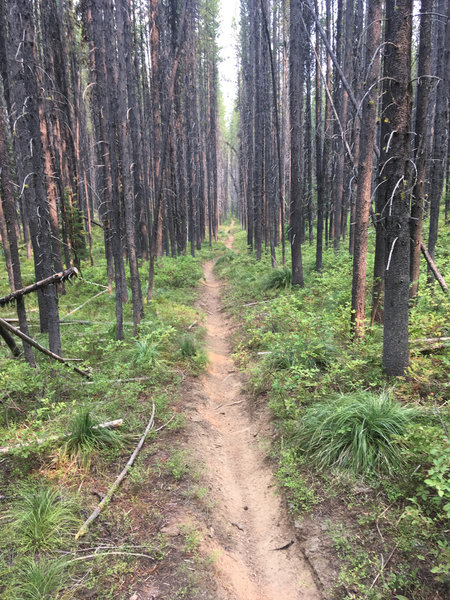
[184,230,321,600]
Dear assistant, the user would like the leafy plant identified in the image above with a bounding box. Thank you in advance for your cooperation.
[293,391,416,475]
[276,448,318,513]
[262,266,292,291]
[64,411,122,463]
[8,486,79,553]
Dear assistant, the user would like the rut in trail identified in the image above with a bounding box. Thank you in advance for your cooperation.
[183,233,321,600]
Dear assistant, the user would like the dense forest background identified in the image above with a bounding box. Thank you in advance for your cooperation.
[0,0,448,376]
[0,0,449,598]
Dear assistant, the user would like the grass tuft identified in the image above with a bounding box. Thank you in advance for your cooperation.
[8,486,79,553]
[293,391,416,475]
[179,334,197,357]
[12,556,69,599]
[262,267,292,290]
[214,250,236,267]
[65,411,122,462]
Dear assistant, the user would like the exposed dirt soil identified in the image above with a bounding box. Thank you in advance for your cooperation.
[167,230,322,599]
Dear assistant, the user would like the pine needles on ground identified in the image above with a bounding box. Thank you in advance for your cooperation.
[293,391,416,475]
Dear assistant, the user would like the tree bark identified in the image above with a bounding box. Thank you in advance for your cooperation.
[350,0,382,339]
[382,0,413,377]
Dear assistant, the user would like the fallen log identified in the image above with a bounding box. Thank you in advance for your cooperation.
[75,403,156,540]
[0,321,22,356]
[0,419,123,455]
[411,337,450,344]
[0,268,79,307]
[0,317,90,378]
[420,242,448,292]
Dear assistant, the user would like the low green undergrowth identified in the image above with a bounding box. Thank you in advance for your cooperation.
[0,230,225,598]
[216,220,449,599]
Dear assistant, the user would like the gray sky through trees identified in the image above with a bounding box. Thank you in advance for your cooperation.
[218,0,239,121]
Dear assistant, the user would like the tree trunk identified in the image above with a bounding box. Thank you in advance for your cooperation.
[382,0,413,377]
[289,0,305,286]
[350,0,382,339]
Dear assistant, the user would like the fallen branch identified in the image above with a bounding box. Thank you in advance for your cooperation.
[75,402,156,540]
[0,268,79,307]
[214,400,244,411]
[0,321,22,356]
[421,242,448,292]
[66,550,154,564]
[411,337,450,344]
[416,343,447,355]
[83,376,152,385]
[0,318,90,378]
[61,289,108,319]
[272,540,294,551]
[368,542,399,592]
[0,419,123,455]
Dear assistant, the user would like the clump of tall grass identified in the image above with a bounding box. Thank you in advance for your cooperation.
[12,556,69,599]
[215,250,236,266]
[179,334,197,357]
[262,267,292,291]
[8,486,79,553]
[293,391,416,475]
[65,411,122,462]
[133,336,163,369]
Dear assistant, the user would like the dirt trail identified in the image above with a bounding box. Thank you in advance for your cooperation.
[184,230,321,599]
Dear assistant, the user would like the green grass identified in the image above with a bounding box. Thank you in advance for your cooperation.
[292,391,416,475]
[8,485,80,553]
[261,266,292,290]
[11,556,70,600]
[179,334,198,357]
[64,410,122,463]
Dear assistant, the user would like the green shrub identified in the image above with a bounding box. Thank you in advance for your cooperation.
[262,266,292,291]
[8,486,79,553]
[293,391,416,475]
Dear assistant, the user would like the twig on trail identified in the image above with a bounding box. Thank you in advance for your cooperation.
[75,403,156,540]
[272,540,294,551]
[61,289,108,319]
[214,400,244,411]
[231,521,244,531]
[367,542,399,592]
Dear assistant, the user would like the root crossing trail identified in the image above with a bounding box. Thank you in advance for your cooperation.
[185,232,321,600]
